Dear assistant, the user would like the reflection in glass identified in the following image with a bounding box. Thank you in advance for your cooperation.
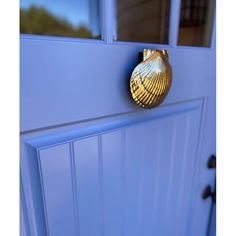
[178,0,215,47]
[20,0,101,39]
[115,0,170,44]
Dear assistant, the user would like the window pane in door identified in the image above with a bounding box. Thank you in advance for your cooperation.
[178,0,215,47]
[20,0,101,39]
[115,0,171,44]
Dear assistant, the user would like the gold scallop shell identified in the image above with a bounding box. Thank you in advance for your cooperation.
[130,49,172,109]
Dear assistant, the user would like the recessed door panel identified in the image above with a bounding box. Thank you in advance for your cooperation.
[30,100,202,236]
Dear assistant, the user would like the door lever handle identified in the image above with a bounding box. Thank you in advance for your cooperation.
[202,185,216,203]
[208,155,216,169]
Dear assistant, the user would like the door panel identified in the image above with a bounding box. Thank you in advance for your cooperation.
[21,99,204,236]
[20,38,215,132]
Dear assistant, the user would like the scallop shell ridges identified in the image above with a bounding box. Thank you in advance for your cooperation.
[130,49,172,109]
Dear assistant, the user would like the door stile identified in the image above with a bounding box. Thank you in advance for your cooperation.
[102,0,115,43]
[211,14,216,50]
[169,0,182,47]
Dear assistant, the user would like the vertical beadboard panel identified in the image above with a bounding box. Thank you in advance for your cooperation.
[38,144,77,236]
[175,114,193,236]
[35,104,202,236]
[164,113,191,236]
[151,110,201,236]
[73,137,101,236]
[153,116,175,235]
[178,111,201,236]
[123,124,145,236]
[102,131,123,236]
[152,122,164,236]
[137,121,162,236]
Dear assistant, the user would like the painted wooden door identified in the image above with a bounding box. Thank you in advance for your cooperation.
[20,0,216,235]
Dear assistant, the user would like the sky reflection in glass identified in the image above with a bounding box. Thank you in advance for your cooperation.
[20,0,101,38]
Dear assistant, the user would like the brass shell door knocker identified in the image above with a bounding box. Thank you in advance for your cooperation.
[130,49,172,109]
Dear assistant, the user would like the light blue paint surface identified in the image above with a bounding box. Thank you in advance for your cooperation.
[20,0,216,235]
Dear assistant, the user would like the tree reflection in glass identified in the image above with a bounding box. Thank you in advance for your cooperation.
[20,0,101,39]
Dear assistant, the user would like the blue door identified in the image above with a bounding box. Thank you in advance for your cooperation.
[20,0,216,235]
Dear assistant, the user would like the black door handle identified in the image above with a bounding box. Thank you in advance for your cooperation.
[208,155,216,169]
[202,185,216,203]
[202,155,216,203]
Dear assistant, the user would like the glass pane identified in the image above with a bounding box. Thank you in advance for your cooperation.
[178,0,215,47]
[20,0,101,39]
[115,0,171,44]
